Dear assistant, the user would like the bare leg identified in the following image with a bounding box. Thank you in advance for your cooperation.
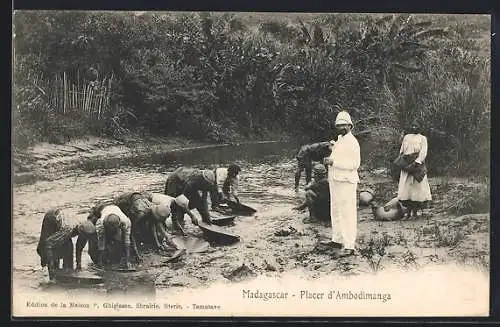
[305,162,313,185]
[305,190,319,221]
[61,240,74,271]
[130,233,142,262]
[294,166,303,191]
[152,222,180,252]
[172,210,187,235]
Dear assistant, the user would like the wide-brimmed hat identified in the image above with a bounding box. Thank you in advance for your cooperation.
[152,204,171,221]
[175,194,190,210]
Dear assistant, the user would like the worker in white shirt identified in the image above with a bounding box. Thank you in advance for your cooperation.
[211,164,242,209]
[324,111,361,257]
[95,204,132,269]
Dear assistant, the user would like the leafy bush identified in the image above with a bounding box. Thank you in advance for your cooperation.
[12,12,490,176]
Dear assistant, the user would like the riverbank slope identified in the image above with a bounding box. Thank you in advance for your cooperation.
[12,136,225,185]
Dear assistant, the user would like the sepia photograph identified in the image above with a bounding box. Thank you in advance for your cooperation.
[12,10,491,317]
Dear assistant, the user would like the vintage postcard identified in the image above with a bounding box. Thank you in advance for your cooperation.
[12,10,490,317]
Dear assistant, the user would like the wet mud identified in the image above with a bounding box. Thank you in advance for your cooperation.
[12,143,489,298]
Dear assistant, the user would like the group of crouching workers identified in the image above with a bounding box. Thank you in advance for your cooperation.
[37,165,242,280]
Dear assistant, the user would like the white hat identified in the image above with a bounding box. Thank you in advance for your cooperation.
[152,204,171,221]
[175,194,190,210]
[335,111,353,126]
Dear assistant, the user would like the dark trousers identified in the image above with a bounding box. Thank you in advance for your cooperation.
[46,239,74,280]
[295,159,313,189]
[305,190,330,222]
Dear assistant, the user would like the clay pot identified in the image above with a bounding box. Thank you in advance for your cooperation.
[359,189,375,205]
[383,197,401,210]
[373,197,404,221]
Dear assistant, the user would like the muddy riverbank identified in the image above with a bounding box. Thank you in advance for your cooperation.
[12,138,489,316]
[12,135,259,185]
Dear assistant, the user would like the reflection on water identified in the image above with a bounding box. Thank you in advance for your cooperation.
[12,141,305,295]
[80,141,301,173]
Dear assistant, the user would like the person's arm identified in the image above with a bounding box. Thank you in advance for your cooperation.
[95,218,106,267]
[175,196,199,226]
[200,191,212,224]
[185,208,199,226]
[216,172,224,195]
[324,143,335,166]
[415,136,428,164]
[231,176,240,203]
[352,139,361,170]
[210,188,221,209]
[75,233,88,271]
[304,180,316,191]
[120,217,132,268]
[216,170,226,202]
[210,180,223,208]
[305,180,318,192]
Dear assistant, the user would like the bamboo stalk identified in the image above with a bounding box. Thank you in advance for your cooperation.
[87,83,91,113]
[69,83,72,110]
[73,84,76,111]
[93,86,97,118]
[53,75,56,113]
[107,73,113,108]
[90,84,94,117]
[74,89,77,112]
[100,77,107,120]
[97,87,103,121]
[88,84,92,119]
[63,71,67,114]
[83,84,87,113]
[75,84,78,112]
[58,75,60,113]
[77,69,80,111]
[87,84,91,113]
[55,75,59,113]
[89,86,94,120]
[84,85,87,113]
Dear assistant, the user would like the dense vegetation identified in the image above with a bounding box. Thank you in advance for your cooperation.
[13,11,490,176]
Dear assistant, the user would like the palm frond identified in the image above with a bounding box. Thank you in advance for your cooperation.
[388,14,411,39]
[411,28,449,40]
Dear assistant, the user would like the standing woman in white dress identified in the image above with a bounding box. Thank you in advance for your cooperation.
[397,121,432,219]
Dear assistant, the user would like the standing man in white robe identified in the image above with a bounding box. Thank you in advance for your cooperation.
[324,111,361,257]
